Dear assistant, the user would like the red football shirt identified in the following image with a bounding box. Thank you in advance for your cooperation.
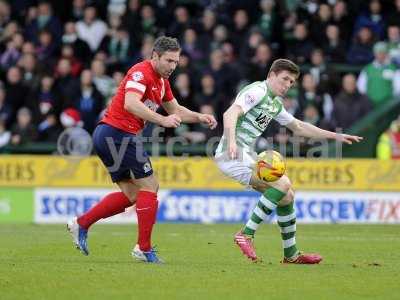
[101,60,175,134]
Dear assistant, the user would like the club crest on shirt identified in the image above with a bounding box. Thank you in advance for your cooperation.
[143,162,152,173]
[265,97,281,115]
[132,71,144,82]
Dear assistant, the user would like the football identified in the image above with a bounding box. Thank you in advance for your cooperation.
[255,150,286,182]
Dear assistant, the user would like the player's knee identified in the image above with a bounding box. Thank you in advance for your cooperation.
[144,177,159,193]
[276,175,292,194]
[279,188,295,206]
[124,191,137,203]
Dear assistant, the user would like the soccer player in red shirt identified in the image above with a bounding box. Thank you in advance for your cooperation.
[67,36,217,263]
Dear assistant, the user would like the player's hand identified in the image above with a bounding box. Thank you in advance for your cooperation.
[161,114,181,128]
[336,133,363,145]
[228,142,238,160]
[198,114,217,129]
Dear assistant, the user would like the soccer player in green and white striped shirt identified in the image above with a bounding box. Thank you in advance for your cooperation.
[214,59,362,263]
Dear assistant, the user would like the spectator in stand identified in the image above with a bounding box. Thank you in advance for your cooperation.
[239,29,264,63]
[297,73,333,126]
[53,58,77,112]
[332,0,353,44]
[90,59,115,100]
[4,66,28,120]
[172,72,196,113]
[0,0,10,33]
[245,42,273,82]
[309,48,341,96]
[231,9,250,51]
[21,41,35,55]
[198,9,216,53]
[322,24,347,63]
[25,1,62,45]
[100,25,133,71]
[347,26,375,65]
[387,0,400,27]
[357,42,400,107]
[131,35,154,64]
[210,24,229,52]
[61,21,92,62]
[181,28,205,65]
[221,42,240,74]
[71,0,85,21]
[386,25,400,67]
[36,30,57,66]
[70,69,104,133]
[353,0,386,40]
[10,107,37,145]
[0,119,10,147]
[59,107,82,129]
[194,73,222,132]
[37,109,62,142]
[76,6,108,53]
[332,73,372,130]
[206,48,239,101]
[170,51,199,89]
[311,3,332,45]
[195,73,218,111]
[140,5,158,36]
[121,0,141,48]
[60,44,83,77]
[27,75,60,124]
[302,103,321,127]
[167,6,192,39]
[257,0,279,43]
[0,85,12,127]
[286,22,314,64]
[0,37,21,71]
[17,53,41,91]
[171,72,200,141]
[376,116,400,159]
[0,20,19,46]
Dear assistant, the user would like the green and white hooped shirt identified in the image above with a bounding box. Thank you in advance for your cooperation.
[215,81,294,155]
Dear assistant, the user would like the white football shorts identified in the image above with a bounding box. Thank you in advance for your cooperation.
[214,150,257,186]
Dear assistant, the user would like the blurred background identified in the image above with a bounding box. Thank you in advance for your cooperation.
[0,0,399,225]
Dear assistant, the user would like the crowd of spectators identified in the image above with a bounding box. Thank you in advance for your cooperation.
[0,0,399,150]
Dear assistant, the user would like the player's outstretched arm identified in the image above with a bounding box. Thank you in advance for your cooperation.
[285,118,363,144]
[162,99,217,129]
[223,104,244,159]
[125,92,181,128]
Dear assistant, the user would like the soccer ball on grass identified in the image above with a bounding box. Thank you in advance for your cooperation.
[255,150,286,182]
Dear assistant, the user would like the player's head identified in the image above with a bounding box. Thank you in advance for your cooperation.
[151,36,181,78]
[267,59,300,96]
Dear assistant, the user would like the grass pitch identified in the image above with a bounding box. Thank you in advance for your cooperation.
[0,224,399,300]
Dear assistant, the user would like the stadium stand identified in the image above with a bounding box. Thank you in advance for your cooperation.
[0,0,399,157]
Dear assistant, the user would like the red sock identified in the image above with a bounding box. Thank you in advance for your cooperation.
[77,192,132,229]
[136,190,158,251]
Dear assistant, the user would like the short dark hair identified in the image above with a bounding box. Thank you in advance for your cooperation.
[268,59,300,78]
[153,36,181,56]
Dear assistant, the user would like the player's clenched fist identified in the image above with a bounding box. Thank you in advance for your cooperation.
[198,114,217,129]
[162,114,182,128]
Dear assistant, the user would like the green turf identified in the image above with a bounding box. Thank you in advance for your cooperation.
[0,224,399,300]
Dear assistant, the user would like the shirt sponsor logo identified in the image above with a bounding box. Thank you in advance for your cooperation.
[143,99,159,111]
[254,112,272,130]
[245,94,256,105]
